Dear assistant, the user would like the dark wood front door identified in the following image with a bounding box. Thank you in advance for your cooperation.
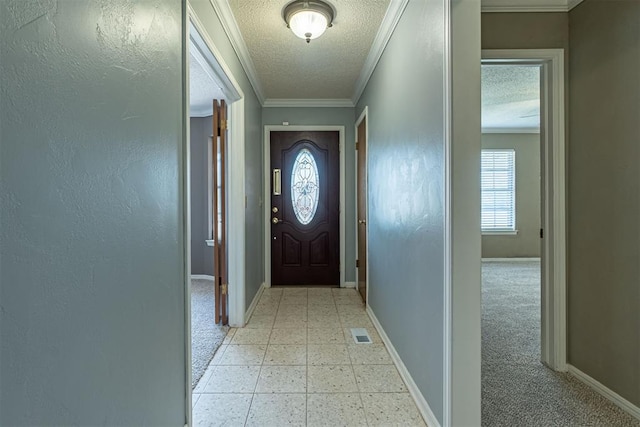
[270,131,340,286]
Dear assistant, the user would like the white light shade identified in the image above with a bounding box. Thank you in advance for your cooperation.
[289,10,328,41]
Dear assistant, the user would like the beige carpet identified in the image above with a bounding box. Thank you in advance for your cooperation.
[191,278,228,388]
[482,260,639,426]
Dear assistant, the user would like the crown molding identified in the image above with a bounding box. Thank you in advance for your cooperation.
[263,98,355,108]
[482,127,540,134]
[209,0,266,104]
[567,0,585,10]
[351,0,409,105]
[482,5,568,12]
[481,0,584,13]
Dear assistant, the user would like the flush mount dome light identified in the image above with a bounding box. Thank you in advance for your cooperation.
[283,0,334,43]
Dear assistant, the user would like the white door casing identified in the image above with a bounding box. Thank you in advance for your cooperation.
[482,49,567,371]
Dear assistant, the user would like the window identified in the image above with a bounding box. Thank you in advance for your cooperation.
[481,149,515,232]
[291,148,319,225]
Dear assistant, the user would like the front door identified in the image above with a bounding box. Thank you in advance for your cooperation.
[270,131,340,286]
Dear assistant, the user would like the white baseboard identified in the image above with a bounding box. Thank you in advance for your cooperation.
[567,364,640,421]
[366,306,441,427]
[191,274,214,281]
[344,281,356,289]
[481,257,541,262]
[244,282,265,324]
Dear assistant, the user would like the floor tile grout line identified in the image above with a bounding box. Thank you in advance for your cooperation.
[244,293,279,427]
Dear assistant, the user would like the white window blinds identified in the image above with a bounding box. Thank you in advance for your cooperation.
[481,149,515,231]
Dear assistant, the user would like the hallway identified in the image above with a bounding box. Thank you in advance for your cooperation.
[192,287,426,426]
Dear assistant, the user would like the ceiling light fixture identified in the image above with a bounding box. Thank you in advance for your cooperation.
[283,0,334,44]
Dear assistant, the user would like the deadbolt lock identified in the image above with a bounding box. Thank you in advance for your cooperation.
[272,207,278,213]
[272,217,280,224]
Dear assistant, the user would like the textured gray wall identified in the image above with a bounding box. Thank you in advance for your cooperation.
[0,1,186,425]
[568,0,640,407]
[190,116,214,276]
[262,107,356,282]
[190,0,264,311]
[356,1,447,422]
[482,133,541,258]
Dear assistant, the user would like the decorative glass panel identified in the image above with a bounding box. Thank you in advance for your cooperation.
[291,148,319,225]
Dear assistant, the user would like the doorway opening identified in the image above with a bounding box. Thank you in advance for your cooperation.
[264,126,346,289]
[186,8,247,422]
[480,50,567,424]
[355,107,368,304]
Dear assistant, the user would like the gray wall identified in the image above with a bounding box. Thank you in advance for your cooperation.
[482,133,541,258]
[568,0,640,407]
[190,116,215,276]
[0,1,186,425]
[355,1,447,422]
[482,4,640,408]
[262,107,356,282]
[190,0,264,311]
[482,12,569,51]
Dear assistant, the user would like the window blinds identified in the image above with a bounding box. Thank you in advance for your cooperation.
[481,149,515,231]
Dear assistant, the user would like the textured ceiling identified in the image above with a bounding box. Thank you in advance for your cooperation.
[482,65,540,130]
[228,0,390,100]
[189,48,225,117]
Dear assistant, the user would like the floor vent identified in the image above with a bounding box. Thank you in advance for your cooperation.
[350,328,372,344]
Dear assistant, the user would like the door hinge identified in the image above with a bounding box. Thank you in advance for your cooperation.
[355,142,359,150]
[356,259,360,268]
[540,228,544,239]
[221,283,228,295]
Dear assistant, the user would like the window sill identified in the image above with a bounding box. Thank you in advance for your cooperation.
[482,230,519,236]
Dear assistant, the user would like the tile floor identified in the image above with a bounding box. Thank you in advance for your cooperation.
[192,287,427,427]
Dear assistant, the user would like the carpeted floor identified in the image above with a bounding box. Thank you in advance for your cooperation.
[482,260,640,426]
[191,278,228,388]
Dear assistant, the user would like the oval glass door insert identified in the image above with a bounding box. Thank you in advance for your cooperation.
[291,148,319,225]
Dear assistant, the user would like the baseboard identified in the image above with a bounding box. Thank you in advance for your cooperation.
[366,306,441,427]
[191,274,214,281]
[567,364,640,421]
[481,257,541,262]
[244,282,265,323]
[344,281,356,289]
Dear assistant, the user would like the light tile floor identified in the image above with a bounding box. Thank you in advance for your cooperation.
[193,287,427,427]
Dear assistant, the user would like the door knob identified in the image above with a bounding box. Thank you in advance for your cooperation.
[358,219,366,225]
[272,206,279,213]
[272,217,280,224]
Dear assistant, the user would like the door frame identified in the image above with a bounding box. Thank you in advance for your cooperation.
[355,107,369,305]
[185,6,247,423]
[264,125,346,288]
[482,49,567,371]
